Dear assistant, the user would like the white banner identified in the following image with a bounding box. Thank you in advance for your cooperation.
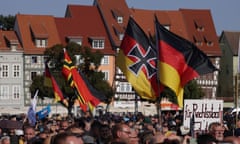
[183,99,223,131]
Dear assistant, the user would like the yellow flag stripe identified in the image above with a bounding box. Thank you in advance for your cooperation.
[159,61,184,107]
[116,50,157,100]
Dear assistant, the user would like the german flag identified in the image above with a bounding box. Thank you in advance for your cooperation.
[44,63,68,107]
[155,18,217,107]
[117,17,160,101]
[62,49,105,112]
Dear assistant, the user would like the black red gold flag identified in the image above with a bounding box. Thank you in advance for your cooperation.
[155,17,217,107]
[44,63,68,107]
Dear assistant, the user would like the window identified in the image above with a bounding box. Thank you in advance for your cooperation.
[119,33,124,40]
[67,37,82,46]
[13,64,20,78]
[0,85,9,99]
[0,64,9,78]
[101,56,109,65]
[117,16,123,23]
[194,21,205,32]
[164,25,170,30]
[92,40,104,49]
[35,39,48,47]
[119,82,132,92]
[102,71,109,81]
[31,71,37,80]
[12,85,20,99]
[31,56,37,63]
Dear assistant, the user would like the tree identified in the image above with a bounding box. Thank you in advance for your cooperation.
[0,15,15,30]
[160,79,204,105]
[184,79,205,99]
[30,42,114,115]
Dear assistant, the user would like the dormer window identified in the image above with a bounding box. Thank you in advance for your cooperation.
[3,33,19,51]
[163,25,170,30]
[113,25,124,40]
[117,16,123,24]
[67,36,82,46]
[93,40,104,49]
[193,34,203,46]
[89,37,105,49]
[194,20,205,32]
[111,9,124,24]
[119,33,124,40]
[204,36,213,46]
[30,24,48,48]
[35,38,48,48]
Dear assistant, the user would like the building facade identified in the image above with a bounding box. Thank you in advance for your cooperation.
[218,31,240,107]
[0,30,24,108]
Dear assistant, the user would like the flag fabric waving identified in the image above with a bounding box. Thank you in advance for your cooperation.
[44,63,68,107]
[155,18,217,107]
[116,17,160,101]
[62,49,104,112]
[27,89,38,126]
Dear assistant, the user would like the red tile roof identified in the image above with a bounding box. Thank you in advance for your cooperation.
[180,9,221,56]
[14,14,61,54]
[56,5,114,55]
[129,9,188,40]
[0,30,22,52]
[96,0,220,56]
[95,0,131,47]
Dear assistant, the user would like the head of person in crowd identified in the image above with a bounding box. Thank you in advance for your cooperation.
[142,117,155,135]
[89,120,102,139]
[1,136,10,144]
[208,122,225,142]
[162,122,169,135]
[23,126,36,143]
[59,120,69,130]
[50,132,83,144]
[223,135,240,144]
[111,123,132,144]
[148,132,166,144]
[197,133,216,144]
[99,124,112,143]
[139,130,154,144]
[48,120,58,134]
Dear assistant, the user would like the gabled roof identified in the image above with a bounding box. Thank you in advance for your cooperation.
[180,9,221,56]
[129,8,188,40]
[56,5,114,55]
[0,30,22,52]
[96,0,220,56]
[130,8,221,56]
[220,31,240,55]
[94,0,131,47]
[14,14,61,54]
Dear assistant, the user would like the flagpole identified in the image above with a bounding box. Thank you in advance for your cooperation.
[236,74,239,129]
[154,16,163,127]
[134,91,138,118]
[236,38,240,129]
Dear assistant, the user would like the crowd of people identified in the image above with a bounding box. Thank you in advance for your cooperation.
[0,110,240,144]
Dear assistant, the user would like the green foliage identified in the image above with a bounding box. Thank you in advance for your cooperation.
[160,79,204,105]
[0,15,15,30]
[184,79,204,99]
[30,42,114,109]
[30,75,52,100]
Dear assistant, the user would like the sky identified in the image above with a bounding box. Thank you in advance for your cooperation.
[0,0,239,36]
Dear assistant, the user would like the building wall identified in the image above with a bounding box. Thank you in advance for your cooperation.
[98,55,115,86]
[217,38,234,99]
[23,55,52,105]
[0,52,24,107]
